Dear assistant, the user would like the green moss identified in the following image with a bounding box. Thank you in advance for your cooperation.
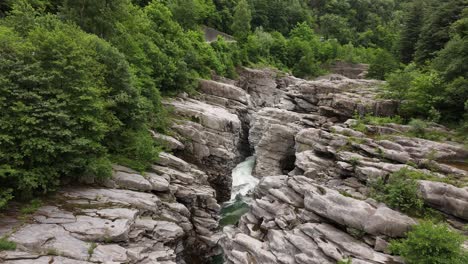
[0,237,16,251]
[351,113,403,133]
[339,190,353,197]
[46,248,59,256]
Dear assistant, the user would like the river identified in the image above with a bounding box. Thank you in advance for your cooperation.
[219,156,257,227]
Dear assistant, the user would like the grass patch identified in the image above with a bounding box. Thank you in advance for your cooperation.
[349,157,360,169]
[351,113,404,133]
[88,242,97,259]
[337,259,352,264]
[405,119,467,144]
[20,199,42,215]
[0,236,16,251]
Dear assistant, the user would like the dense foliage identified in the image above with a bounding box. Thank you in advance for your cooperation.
[0,0,231,208]
[390,221,468,264]
[385,0,467,126]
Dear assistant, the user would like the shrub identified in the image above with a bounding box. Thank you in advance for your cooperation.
[363,115,403,125]
[407,119,452,142]
[408,119,429,137]
[390,221,467,264]
[110,128,161,172]
[0,189,13,210]
[370,169,425,216]
[20,199,42,215]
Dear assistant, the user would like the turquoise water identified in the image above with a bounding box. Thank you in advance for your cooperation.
[213,157,257,263]
[220,156,257,226]
[219,197,250,227]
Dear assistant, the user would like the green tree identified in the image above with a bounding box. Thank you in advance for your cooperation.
[231,0,251,41]
[60,0,132,39]
[166,0,216,29]
[400,0,424,63]
[319,14,353,44]
[367,49,400,80]
[0,14,114,200]
[414,0,465,64]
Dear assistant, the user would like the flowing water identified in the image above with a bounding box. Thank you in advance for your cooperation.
[212,157,258,263]
[219,156,258,227]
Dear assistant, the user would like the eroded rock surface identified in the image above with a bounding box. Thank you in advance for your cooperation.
[217,68,467,264]
[1,155,221,264]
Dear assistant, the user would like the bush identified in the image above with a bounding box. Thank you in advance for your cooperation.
[110,128,161,172]
[408,119,429,137]
[0,189,13,210]
[370,169,425,216]
[406,119,452,142]
[390,221,467,264]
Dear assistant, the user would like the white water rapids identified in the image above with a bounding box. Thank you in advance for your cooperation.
[229,156,258,201]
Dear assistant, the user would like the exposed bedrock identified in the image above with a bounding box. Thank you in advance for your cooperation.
[2,154,222,264]
[217,68,467,264]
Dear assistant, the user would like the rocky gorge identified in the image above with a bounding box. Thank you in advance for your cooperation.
[0,67,467,264]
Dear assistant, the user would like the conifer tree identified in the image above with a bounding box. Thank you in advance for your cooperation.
[231,0,251,41]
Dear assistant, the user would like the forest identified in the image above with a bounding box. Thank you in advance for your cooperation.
[0,0,466,213]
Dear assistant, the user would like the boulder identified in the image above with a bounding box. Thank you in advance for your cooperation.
[419,180,468,220]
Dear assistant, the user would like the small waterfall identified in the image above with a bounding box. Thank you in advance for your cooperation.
[219,156,257,227]
[230,156,257,201]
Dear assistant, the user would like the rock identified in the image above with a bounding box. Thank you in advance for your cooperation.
[304,185,416,237]
[374,237,391,254]
[82,208,138,221]
[150,130,185,150]
[62,188,161,212]
[199,79,250,105]
[157,152,191,172]
[112,170,152,191]
[62,216,131,242]
[254,124,298,177]
[33,206,76,224]
[146,172,171,192]
[168,98,241,133]
[419,180,468,220]
[166,96,243,202]
[9,224,90,261]
[237,67,282,108]
[90,244,128,263]
[4,256,92,264]
[153,221,185,242]
[328,62,369,79]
